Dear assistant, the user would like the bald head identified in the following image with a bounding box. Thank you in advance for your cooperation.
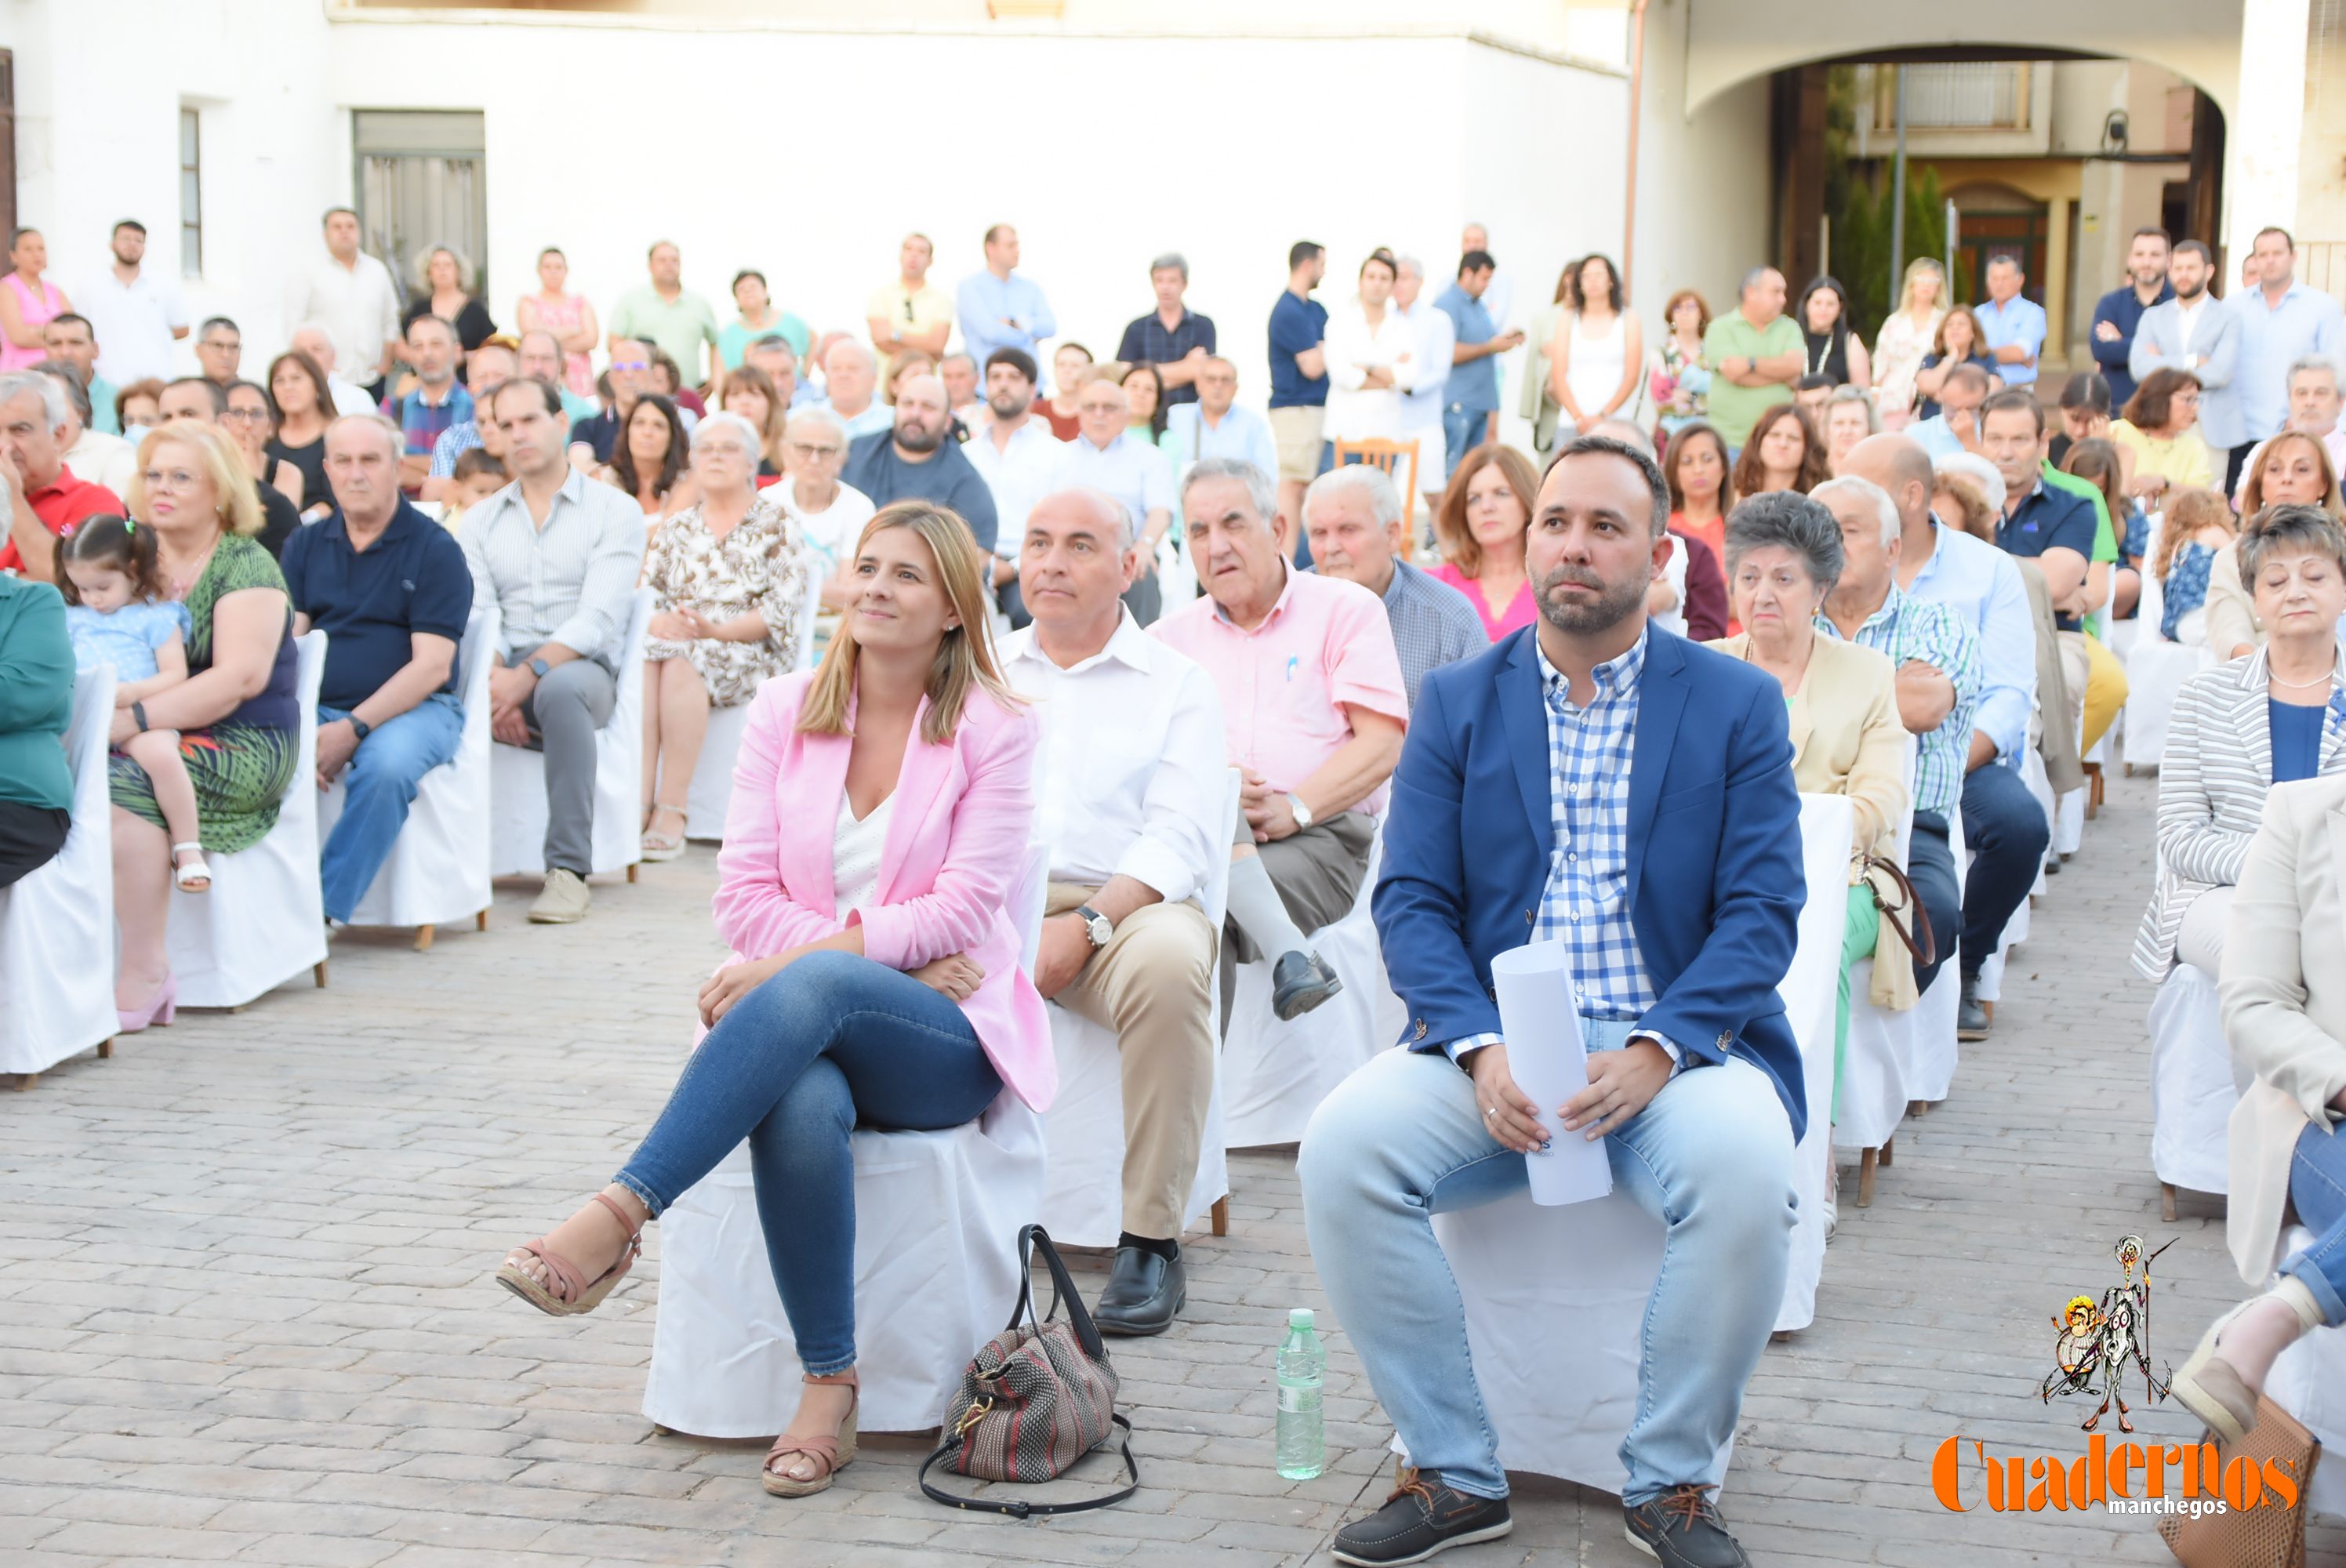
[1840,434,1934,535]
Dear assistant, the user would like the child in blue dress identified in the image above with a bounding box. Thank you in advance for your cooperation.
[2150,488,2241,647]
[56,514,209,891]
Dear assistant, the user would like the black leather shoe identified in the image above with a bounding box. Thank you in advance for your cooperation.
[1956,976,1990,1041]
[1271,949,1344,1021]
[1092,1246,1183,1337]
[1331,1470,1511,1566]
[1624,1486,1749,1566]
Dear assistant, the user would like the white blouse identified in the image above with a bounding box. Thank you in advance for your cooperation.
[831,793,895,920]
[1323,300,1423,443]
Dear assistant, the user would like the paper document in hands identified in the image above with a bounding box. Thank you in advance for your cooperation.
[1489,939,1614,1207]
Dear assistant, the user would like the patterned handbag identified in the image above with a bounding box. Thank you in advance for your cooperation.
[917,1224,1140,1518]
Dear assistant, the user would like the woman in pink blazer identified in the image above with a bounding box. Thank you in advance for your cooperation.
[495,501,1048,1499]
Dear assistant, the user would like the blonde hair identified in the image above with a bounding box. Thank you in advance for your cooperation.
[1894,257,1946,319]
[128,419,264,539]
[2152,488,2239,584]
[797,502,1023,746]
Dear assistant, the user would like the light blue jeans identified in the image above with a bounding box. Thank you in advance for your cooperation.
[1298,1023,1796,1505]
[2283,1117,2346,1327]
[318,694,464,924]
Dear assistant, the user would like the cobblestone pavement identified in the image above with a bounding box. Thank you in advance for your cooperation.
[5,771,2343,1566]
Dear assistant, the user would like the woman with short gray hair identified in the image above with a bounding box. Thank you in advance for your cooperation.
[2134,503,2346,982]
[1710,492,1912,1151]
[636,411,817,861]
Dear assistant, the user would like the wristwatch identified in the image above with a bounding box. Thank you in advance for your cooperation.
[1287,793,1315,830]
[1075,905,1113,949]
[525,657,551,680]
[348,717,372,742]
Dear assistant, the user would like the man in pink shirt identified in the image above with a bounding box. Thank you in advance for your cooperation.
[1154,456,1408,1020]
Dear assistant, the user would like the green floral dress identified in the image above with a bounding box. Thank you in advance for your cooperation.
[109,533,300,852]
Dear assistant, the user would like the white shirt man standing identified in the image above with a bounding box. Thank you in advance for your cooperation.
[1392,256,1456,517]
[77,220,187,388]
[1002,486,1228,1337]
[285,208,401,401]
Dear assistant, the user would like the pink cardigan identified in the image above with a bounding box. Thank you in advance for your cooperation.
[709,670,1055,1112]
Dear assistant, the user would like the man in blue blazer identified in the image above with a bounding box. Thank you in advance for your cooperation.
[1301,434,1803,1568]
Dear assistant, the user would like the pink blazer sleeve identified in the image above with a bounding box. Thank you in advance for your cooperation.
[853,702,1038,971]
[712,682,844,959]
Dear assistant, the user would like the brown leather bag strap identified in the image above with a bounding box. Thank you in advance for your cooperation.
[1860,854,1936,970]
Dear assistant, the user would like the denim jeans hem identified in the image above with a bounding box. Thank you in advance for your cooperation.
[2282,1251,2346,1327]
[611,1171,666,1221]
[798,1349,858,1377]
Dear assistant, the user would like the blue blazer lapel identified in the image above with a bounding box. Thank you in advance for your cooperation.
[1497,630,1555,855]
[1626,630,1690,909]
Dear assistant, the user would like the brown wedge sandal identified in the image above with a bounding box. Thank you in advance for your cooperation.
[763,1370,859,1497]
[495,1191,643,1317]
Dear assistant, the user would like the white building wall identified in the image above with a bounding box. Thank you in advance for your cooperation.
[3,1,1626,425]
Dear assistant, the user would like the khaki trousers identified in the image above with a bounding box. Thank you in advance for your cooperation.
[1045,883,1218,1240]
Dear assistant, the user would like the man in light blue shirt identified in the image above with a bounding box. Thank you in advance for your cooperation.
[1164,357,1276,483]
[1053,376,1175,623]
[1974,256,2046,390]
[1433,249,1520,472]
[1843,434,2044,1043]
[957,223,1058,373]
[2235,226,2346,445]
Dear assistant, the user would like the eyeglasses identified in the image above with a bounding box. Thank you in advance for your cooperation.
[221,408,267,423]
[200,339,240,353]
[612,359,649,372]
[141,467,202,491]
[786,442,841,459]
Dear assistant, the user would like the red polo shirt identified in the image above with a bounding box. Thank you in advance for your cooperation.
[0,463,123,575]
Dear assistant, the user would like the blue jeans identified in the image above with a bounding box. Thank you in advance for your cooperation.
[1442,405,1489,477]
[1905,812,1963,996]
[613,951,1002,1376]
[1298,1024,1796,1504]
[1956,761,2050,979]
[2284,1119,2346,1327]
[318,695,464,924]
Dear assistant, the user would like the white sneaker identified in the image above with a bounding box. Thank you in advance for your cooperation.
[529,869,591,924]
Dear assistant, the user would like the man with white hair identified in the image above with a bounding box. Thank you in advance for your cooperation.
[1117,252,1217,408]
[1051,374,1175,622]
[1392,256,1455,518]
[815,339,890,441]
[1813,473,1981,997]
[291,323,383,416]
[1157,457,1407,1022]
[280,414,474,925]
[0,370,119,579]
[1164,357,1276,482]
[1302,463,1485,706]
[2233,354,2346,510]
[1002,485,1228,1335]
[31,358,135,499]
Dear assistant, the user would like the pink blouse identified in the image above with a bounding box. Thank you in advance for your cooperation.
[2,274,64,372]
[1431,560,1536,643]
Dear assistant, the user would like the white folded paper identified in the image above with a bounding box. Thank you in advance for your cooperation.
[1489,938,1614,1206]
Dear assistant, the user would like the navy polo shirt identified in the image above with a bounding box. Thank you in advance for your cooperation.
[279,499,474,710]
[1268,290,1330,408]
[1994,480,2099,633]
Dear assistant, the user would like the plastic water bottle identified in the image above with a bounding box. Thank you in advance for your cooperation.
[1276,1307,1326,1479]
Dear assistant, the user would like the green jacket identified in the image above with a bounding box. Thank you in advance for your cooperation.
[0,575,74,812]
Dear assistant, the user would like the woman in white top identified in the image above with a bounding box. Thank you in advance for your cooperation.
[1322,249,1420,445]
[1871,259,1948,428]
[1545,252,1643,437]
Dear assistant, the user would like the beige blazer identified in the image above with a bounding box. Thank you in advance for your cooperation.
[2203,541,2260,662]
[2219,773,2346,1287]
[2013,559,2088,796]
[1710,632,1916,1006]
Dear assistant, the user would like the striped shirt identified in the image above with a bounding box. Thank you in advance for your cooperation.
[459,467,648,666]
[1815,580,1981,816]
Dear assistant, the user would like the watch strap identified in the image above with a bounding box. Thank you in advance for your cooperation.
[348,716,372,742]
[525,657,552,679]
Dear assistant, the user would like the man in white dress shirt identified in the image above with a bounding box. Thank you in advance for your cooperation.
[285,209,402,402]
[290,324,387,417]
[1004,486,1228,1338]
[1393,256,1456,523]
[964,347,1066,626]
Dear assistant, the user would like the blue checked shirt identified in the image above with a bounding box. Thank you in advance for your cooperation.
[1444,629,1680,1069]
[1814,581,1981,817]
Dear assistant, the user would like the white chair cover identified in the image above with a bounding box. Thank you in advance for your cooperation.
[1972,752,2051,1007]
[0,666,118,1076]
[1156,533,1197,615]
[1897,807,1965,1106]
[2265,1226,2346,1517]
[1778,793,1854,1333]
[318,608,499,933]
[2146,962,2235,1199]
[683,569,824,843]
[490,589,653,877]
[1221,823,1407,1149]
[641,844,1051,1437]
[1038,772,1239,1247]
[168,632,330,1009]
[1651,536,1690,637]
